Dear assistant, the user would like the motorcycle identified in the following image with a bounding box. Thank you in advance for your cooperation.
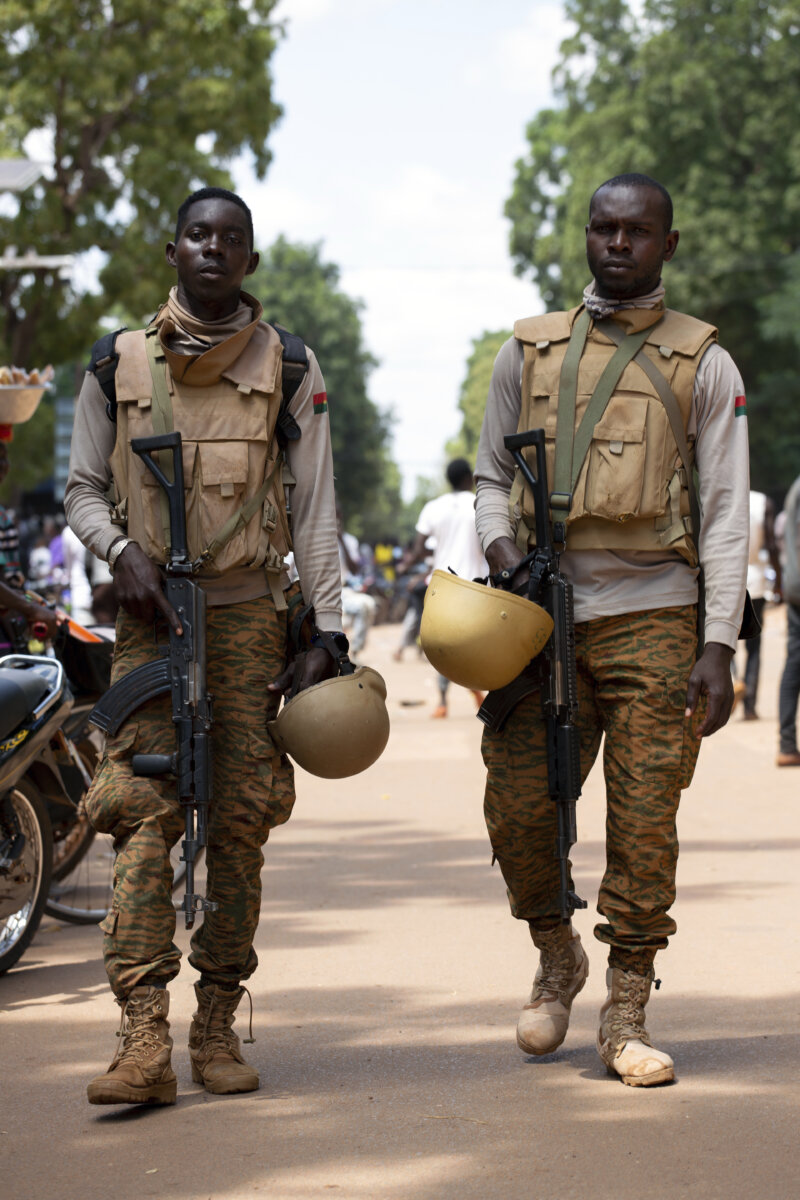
[0,599,203,948]
[0,655,71,973]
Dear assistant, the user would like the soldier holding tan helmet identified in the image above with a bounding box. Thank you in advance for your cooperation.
[470,174,749,1086]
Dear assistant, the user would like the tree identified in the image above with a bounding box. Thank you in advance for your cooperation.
[0,0,282,367]
[249,238,393,527]
[505,0,800,495]
[446,329,512,461]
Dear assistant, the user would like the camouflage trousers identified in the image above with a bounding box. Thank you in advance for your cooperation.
[482,605,703,964]
[85,594,295,997]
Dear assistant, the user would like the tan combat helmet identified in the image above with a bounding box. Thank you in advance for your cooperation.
[420,569,553,692]
[268,666,390,778]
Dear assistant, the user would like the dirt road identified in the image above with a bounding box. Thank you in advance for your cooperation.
[3,611,799,1200]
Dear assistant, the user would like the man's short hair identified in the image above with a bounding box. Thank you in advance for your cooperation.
[175,187,254,249]
[589,173,673,233]
[446,458,473,490]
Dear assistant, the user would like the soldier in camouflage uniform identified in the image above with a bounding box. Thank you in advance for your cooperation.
[65,188,343,1106]
[475,174,749,1086]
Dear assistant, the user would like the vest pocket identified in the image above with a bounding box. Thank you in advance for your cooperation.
[583,395,647,522]
[196,440,249,567]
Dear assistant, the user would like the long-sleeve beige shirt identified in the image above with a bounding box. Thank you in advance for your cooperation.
[65,297,342,630]
[475,331,750,649]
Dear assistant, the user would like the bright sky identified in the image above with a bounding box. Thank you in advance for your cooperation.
[235,0,571,498]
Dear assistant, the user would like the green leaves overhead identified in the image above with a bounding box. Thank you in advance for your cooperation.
[249,239,393,530]
[447,329,511,463]
[505,0,800,493]
[0,0,282,365]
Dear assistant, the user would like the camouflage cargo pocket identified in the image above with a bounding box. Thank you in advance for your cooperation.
[248,729,296,833]
[84,722,139,832]
[665,682,705,790]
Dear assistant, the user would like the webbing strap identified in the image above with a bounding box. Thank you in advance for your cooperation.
[552,313,654,535]
[598,320,700,547]
[194,456,284,571]
[552,309,590,521]
[599,319,705,650]
[144,324,175,550]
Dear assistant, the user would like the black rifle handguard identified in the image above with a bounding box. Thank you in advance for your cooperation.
[503,427,587,922]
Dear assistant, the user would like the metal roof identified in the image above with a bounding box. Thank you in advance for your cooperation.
[0,160,44,192]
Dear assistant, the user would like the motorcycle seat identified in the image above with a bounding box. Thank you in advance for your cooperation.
[0,668,51,740]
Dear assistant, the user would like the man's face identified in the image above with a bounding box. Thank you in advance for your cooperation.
[585,185,679,299]
[165,198,259,315]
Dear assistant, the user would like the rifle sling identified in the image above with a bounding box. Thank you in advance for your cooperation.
[195,457,283,572]
[595,318,706,649]
[552,312,654,530]
[144,324,175,551]
[596,318,701,548]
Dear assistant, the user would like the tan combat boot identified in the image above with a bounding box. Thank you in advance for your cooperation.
[597,967,674,1087]
[87,985,177,1105]
[189,983,259,1094]
[516,924,589,1055]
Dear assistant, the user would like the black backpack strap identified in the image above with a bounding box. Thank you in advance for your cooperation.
[87,327,127,422]
[269,322,309,447]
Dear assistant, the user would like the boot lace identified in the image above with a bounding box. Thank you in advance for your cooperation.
[199,985,255,1056]
[535,931,578,1001]
[607,972,652,1046]
[112,992,166,1066]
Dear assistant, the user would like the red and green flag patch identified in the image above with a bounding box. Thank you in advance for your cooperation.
[313,391,328,415]
[734,394,747,418]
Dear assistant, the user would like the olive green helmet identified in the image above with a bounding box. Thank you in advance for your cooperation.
[268,666,390,779]
[420,569,553,691]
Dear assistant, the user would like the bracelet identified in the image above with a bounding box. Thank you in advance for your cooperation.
[107,537,134,574]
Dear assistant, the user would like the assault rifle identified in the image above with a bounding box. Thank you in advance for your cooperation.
[90,432,217,929]
[478,428,587,922]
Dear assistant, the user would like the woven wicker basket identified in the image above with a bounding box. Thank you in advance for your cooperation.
[0,385,48,424]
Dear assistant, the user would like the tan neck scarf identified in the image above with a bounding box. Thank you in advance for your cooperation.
[155,288,263,384]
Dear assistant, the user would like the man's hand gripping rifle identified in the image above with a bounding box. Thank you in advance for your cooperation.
[486,428,587,923]
[89,432,217,929]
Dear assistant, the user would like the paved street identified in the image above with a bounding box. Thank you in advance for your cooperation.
[3,610,799,1200]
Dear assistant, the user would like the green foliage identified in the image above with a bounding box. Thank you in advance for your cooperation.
[446,329,512,461]
[249,238,393,526]
[0,0,282,367]
[505,0,800,495]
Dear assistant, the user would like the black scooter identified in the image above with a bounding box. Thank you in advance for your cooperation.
[0,655,72,973]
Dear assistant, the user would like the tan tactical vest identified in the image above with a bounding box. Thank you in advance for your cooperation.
[511,305,717,567]
[108,316,292,591]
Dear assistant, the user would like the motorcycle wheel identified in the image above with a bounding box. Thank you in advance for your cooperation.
[49,740,99,882]
[0,780,53,974]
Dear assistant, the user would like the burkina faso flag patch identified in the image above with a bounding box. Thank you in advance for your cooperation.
[313,391,328,415]
[734,394,747,418]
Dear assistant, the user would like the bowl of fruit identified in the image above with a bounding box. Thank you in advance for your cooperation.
[0,364,54,423]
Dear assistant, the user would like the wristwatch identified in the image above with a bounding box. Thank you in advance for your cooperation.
[311,630,350,655]
[107,536,134,574]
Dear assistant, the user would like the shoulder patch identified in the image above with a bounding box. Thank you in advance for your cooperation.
[313,391,328,415]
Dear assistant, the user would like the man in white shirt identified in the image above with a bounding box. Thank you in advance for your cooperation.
[401,458,488,716]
